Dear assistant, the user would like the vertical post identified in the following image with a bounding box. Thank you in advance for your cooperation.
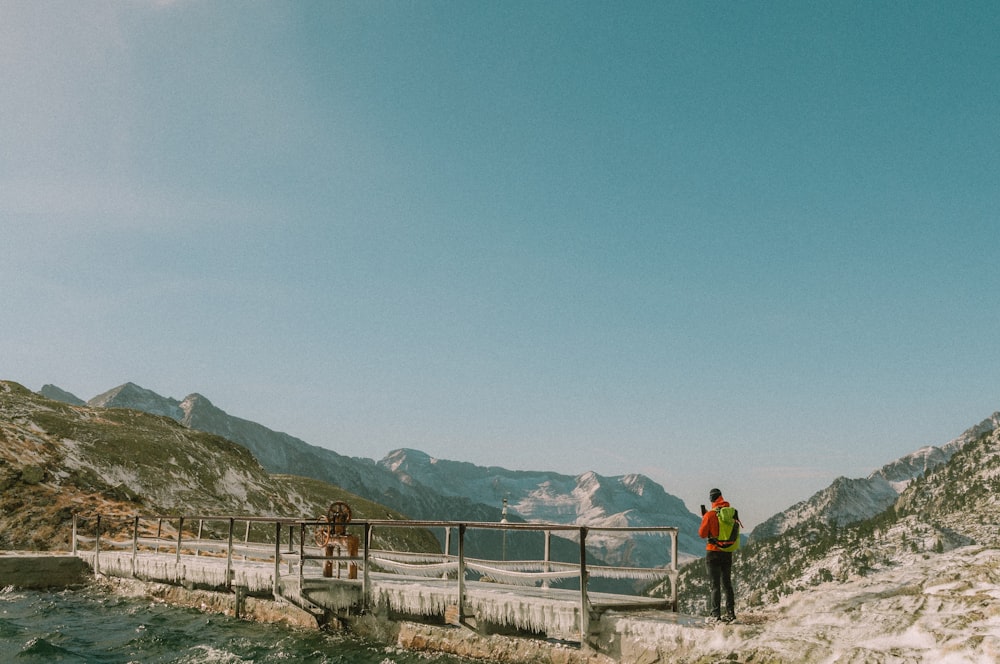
[442,526,451,579]
[156,518,163,554]
[542,530,552,589]
[94,515,102,575]
[671,529,679,611]
[671,529,679,571]
[195,519,204,557]
[131,515,139,578]
[457,524,467,623]
[243,520,251,561]
[226,518,235,591]
[298,522,305,583]
[273,521,282,599]
[579,526,590,646]
[71,514,78,555]
[175,516,184,566]
[363,523,372,612]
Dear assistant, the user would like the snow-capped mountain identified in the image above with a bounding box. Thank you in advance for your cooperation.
[45,382,708,563]
[751,412,1000,541]
[379,448,704,565]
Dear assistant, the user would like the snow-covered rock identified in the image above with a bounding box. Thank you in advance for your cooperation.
[377,449,704,565]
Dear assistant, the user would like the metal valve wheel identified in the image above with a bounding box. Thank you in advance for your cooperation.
[314,500,352,546]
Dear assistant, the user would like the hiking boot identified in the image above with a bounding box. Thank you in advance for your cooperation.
[721,613,736,623]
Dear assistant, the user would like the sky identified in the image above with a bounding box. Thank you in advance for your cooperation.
[3,1,999,530]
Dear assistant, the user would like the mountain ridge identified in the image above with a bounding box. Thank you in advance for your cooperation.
[46,381,709,563]
[0,380,438,554]
[751,412,1000,541]
[377,447,704,565]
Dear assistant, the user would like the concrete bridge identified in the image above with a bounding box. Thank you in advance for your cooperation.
[70,511,682,650]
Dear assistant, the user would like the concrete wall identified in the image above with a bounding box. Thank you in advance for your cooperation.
[0,553,90,589]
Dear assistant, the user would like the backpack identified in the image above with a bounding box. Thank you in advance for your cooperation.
[714,506,741,552]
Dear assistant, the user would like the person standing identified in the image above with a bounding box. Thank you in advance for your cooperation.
[698,487,741,622]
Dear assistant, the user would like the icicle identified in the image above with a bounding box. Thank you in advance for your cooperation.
[466,562,579,586]
[370,557,458,577]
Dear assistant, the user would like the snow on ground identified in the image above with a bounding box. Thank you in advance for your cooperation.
[616,545,999,663]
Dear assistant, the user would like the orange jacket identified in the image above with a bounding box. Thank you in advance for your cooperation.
[698,496,730,551]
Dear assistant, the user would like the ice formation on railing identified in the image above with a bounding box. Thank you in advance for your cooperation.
[467,558,575,572]
[368,551,453,564]
[466,593,579,636]
[370,557,458,577]
[467,562,579,586]
[372,581,456,617]
[90,551,276,594]
[587,566,670,580]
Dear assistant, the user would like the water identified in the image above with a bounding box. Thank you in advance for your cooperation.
[0,585,492,664]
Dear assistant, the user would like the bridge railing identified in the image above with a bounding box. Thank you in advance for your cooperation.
[72,513,680,633]
[343,519,680,635]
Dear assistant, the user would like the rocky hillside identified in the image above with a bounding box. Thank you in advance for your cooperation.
[82,383,503,525]
[0,381,437,553]
[675,418,1000,615]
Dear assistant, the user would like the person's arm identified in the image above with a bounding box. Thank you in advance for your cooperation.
[698,510,716,539]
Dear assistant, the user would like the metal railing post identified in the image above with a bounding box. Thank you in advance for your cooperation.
[442,526,452,579]
[543,530,551,589]
[156,518,162,554]
[71,514,78,555]
[195,519,204,557]
[273,521,281,598]
[226,518,235,591]
[457,523,467,623]
[175,517,184,566]
[363,522,372,612]
[94,515,101,575]
[298,522,305,583]
[132,515,139,577]
[579,526,590,646]
[671,529,679,611]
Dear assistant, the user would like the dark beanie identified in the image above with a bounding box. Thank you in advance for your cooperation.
[709,488,722,502]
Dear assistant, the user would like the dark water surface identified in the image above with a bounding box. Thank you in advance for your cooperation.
[0,585,492,663]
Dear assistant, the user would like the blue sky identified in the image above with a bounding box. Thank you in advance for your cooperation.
[3,1,998,528]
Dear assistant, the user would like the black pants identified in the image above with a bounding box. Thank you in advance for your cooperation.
[706,550,734,617]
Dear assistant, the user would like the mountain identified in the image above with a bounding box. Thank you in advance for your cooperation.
[46,381,708,564]
[0,380,437,553]
[379,448,704,565]
[750,412,1000,541]
[89,382,184,419]
[39,383,85,406]
[78,383,503,525]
